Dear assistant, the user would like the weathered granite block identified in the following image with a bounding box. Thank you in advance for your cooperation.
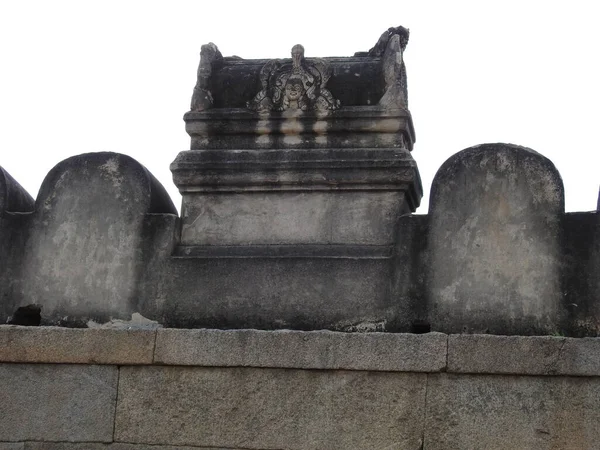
[561,211,600,336]
[0,167,34,214]
[159,256,395,330]
[154,328,447,372]
[18,152,176,326]
[427,143,564,335]
[180,190,406,246]
[449,334,600,377]
[0,325,155,364]
[184,108,415,151]
[172,147,421,249]
[0,167,34,323]
[0,364,117,442]
[390,214,430,331]
[448,334,565,375]
[425,373,600,449]
[25,444,230,450]
[0,444,24,450]
[115,366,426,449]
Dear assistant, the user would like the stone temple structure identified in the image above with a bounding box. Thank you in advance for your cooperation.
[1,27,600,449]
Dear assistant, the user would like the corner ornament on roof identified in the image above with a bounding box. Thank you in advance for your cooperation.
[247,45,341,113]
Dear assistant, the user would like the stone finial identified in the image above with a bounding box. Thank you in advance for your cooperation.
[368,26,410,56]
[190,43,223,112]
[247,45,340,112]
[376,26,410,110]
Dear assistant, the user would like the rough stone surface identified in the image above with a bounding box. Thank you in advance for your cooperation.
[553,337,600,376]
[0,325,155,364]
[172,147,421,248]
[184,109,414,151]
[449,335,600,377]
[0,444,24,450]
[24,444,232,450]
[115,366,426,449]
[18,152,176,326]
[180,191,406,247]
[562,211,600,336]
[390,214,429,332]
[0,364,117,442]
[425,373,600,449]
[158,257,396,331]
[0,167,34,214]
[427,143,565,335]
[448,334,566,375]
[0,167,34,323]
[154,328,447,372]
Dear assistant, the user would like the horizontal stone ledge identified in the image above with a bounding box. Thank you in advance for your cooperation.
[0,326,155,365]
[7,443,243,450]
[173,244,394,259]
[448,334,600,376]
[154,329,448,372]
[2,326,600,376]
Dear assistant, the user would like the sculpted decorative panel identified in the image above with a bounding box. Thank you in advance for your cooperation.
[247,45,340,112]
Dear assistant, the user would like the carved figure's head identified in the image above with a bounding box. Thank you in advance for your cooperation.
[291,44,304,67]
[284,76,305,101]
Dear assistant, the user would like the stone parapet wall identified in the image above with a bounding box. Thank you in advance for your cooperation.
[2,143,599,336]
[2,326,600,449]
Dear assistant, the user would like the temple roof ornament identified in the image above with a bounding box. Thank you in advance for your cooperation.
[247,45,341,112]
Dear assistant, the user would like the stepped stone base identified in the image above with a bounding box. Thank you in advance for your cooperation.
[2,326,600,450]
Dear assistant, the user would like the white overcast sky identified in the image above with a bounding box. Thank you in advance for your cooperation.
[1,0,598,213]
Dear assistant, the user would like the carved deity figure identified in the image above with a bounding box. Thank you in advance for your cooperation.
[247,45,340,112]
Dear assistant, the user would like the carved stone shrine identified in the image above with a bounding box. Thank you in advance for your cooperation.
[4,25,596,338]
[174,26,421,254]
[164,27,422,330]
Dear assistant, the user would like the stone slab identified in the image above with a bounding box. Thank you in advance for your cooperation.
[115,366,426,449]
[448,334,565,375]
[561,212,600,337]
[427,143,564,335]
[425,373,600,449]
[160,257,396,331]
[25,444,236,450]
[0,166,34,323]
[155,328,447,372]
[556,337,600,376]
[20,152,176,327]
[448,334,600,376]
[0,326,155,364]
[172,147,421,247]
[0,364,117,442]
[0,444,24,450]
[180,191,406,246]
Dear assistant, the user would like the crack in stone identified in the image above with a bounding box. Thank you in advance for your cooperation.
[545,338,567,375]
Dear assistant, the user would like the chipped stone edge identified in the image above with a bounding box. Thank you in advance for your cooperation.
[1,326,600,376]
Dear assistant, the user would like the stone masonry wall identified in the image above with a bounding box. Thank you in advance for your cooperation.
[2,144,600,335]
[2,326,600,450]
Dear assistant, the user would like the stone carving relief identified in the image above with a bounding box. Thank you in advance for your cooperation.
[190,43,223,112]
[247,45,341,112]
[373,26,410,110]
